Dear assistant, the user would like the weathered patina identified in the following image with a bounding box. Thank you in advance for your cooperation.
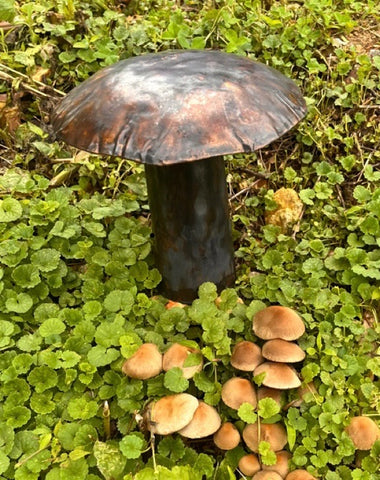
[52,50,307,302]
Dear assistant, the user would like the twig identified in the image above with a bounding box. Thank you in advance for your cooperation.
[0,63,66,98]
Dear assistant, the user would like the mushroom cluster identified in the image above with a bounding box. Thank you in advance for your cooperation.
[121,304,312,476]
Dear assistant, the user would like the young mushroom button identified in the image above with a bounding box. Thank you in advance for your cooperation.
[52,50,307,303]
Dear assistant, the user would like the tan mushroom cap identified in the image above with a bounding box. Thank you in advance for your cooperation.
[178,401,221,439]
[254,362,301,389]
[253,306,305,340]
[243,423,288,453]
[213,422,241,450]
[262,339,305,363]
[221,377,257,410]
[262,450,292,478]
[285,470,317,480]
[163,343,203,379]
[238,453,261,476]
[122,343,162,380]
[252,471,283,480]
[257,387,284,408]
[231,341,264,371]
[146,393,199,435]
[345,416,380,450]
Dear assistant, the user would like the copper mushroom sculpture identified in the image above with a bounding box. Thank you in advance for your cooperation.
[52,50,307,302]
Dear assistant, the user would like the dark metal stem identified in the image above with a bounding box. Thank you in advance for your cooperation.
[145,156,235,303]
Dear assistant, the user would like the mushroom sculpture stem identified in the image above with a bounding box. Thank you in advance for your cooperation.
[145,156,234,302]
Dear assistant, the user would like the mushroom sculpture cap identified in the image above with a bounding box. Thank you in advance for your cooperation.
[178,401,221,439]
[262,339,305,363]
[345,416,380,450]
[145,393,199,435]
[122,343,162,380]
[52,50,307,165]
[243,422,288,453]
[254,362,301,389]
[253,306,305,340]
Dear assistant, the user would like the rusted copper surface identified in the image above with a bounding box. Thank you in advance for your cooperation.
[52,50,307,164]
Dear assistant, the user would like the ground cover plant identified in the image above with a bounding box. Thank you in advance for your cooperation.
[0,0,379,479]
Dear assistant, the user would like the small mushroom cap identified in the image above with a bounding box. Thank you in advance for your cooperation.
[238,453,261,476]
[345,416,380,450]
[285,470,317,480]
[254,362,301,389]
[122,343,162,379]
[221,377,257,410]
[163,343,203,379]
[253,306,305,341]
[257,387,284,407]
[146,393,199,435]
[213,422,241,450]
[252,471,283,480]
[262,339,305,363]
[243,423,288,453]
[52,50,306,166]
[262,450,292,478]
[178,401,221,439]
[231,341,264,371]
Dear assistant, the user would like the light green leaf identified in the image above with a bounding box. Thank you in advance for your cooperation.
[119,434,145,459]
[0,197,22,222]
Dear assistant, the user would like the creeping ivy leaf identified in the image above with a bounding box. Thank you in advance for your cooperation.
[11,264,40,288]
[0,197,22,222]
[258,398,281,419]
[238,403,257,424]
[67,397,99,420]
[31,248,61,272]
[0,450,10,475]
[104,290,134,313]
[39,318,66,337]
[119,434,145,459]
[164,368,189,393]
[258,440,277,465]
[6,292,33,313]
[27,366,58,393]
[93,441,126,480]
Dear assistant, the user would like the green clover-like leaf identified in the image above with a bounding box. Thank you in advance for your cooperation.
[119,434,145,459]
[31,248,61,272]
[0,197,22,222]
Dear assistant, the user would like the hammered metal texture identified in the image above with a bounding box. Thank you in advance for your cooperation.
[52,50,307,165]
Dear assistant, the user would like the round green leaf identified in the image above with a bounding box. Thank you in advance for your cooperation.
[31,248,61,272]
[39,318,66,337]
[0,198,22,222]
[119,434,145,459]
[5,293,33,313]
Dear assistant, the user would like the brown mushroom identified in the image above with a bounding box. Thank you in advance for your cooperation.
[230,341,264,371]
[238,453,261,476]
[178,401,221,439]
[262,450,292,478]
[243,423,287,453]
[257,387,284,408]
[145,393,199,435]
[52,50,306,303]
[213,422,241,450]
[254,362,301,389]
[345,416,380,450]
[122,343,162,380]
[163,343,203,379]
[285,470,317,480]
[262,339,305,363]
[253,306,305,341]
[252,471,283,480]
[221,377,257,410]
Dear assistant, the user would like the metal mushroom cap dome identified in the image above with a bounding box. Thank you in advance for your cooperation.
[52,49,307,165]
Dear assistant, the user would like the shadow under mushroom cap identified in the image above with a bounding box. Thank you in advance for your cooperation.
[52,49,307,165]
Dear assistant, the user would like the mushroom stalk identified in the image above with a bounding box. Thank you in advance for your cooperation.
[145,156,235,303]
